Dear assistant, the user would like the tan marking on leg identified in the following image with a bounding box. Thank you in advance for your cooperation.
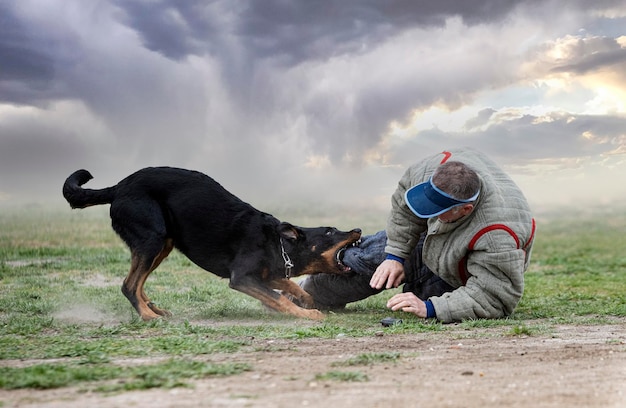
[138,239,174,317]
[123,243,173,321]
[270,278,315,309]
[232,282,324,320]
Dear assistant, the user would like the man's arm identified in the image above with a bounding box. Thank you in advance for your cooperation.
[370,258,405,289]
[384,166,428,260]
[386,292,435,318]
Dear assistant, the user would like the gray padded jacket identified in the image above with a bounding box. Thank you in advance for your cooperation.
[385,148,536,322]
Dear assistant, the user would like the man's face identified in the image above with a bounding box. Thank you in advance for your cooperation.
[437,204,473,223]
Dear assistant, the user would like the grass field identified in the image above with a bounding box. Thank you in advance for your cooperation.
[0,204,625,395]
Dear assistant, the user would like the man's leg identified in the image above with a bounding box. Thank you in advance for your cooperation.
[300,273,382,310]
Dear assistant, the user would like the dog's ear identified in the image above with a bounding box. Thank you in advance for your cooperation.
[278,222,300,241]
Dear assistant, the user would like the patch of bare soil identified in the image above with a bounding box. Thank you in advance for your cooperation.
[2,318,625,408]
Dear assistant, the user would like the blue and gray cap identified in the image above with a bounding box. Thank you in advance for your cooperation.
[405,177,480,218]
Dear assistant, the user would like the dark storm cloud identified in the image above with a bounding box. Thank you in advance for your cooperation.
[113,0,537,63]
[236,0,527,63]
[0,2,61,104]
[111,0,222,60]
[110,0,544,125]
[0,6,52,80]
[552,47,626,75]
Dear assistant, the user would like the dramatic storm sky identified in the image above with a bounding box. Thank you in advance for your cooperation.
[1,0,625,215]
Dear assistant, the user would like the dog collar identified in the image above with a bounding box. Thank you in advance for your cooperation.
[280,238,294,278]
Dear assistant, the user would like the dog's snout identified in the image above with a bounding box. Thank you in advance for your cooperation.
[352,228,362,234]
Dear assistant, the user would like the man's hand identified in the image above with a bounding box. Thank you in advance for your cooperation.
[370,259,405,290]
[386,292,427,318]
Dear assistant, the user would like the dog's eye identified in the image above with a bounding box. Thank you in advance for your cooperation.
[325,229,334,235]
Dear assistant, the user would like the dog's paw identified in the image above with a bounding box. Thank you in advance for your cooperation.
[305,308,325,320]
[299,294,316,309]
[147,302,172,317]
[283,292,316,309]
[295,296,316,309]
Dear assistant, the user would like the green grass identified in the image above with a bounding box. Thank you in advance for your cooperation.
[514,213,626,320]
[0,359,251,391]
[315,370,369,382]
[331,351,401,367]
[0,205,625,392]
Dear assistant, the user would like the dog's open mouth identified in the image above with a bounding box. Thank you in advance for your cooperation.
[335,239,361,272]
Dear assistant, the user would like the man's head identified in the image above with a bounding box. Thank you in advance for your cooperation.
[405,161,480,222]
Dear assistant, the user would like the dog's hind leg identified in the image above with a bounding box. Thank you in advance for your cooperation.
[122,252,159,320]
[139,238,174,317]
[122,251,162,321]
[113,200,173,321]
[122,239,175,321]
[230,274,324,320]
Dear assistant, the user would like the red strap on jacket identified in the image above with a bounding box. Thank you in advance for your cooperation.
[457,219,535,285]
[524,218,536,251]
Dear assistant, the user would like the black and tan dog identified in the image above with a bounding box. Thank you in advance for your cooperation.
[62,167,361,321]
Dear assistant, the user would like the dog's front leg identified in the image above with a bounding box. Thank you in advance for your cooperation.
[270,278,316,309]
[229,276,324,320]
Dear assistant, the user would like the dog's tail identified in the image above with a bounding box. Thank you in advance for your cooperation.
[62,169,116,209]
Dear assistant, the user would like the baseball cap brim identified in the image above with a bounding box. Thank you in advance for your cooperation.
[405,178,478,218]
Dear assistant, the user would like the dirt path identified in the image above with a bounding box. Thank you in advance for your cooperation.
[2,319,625,407]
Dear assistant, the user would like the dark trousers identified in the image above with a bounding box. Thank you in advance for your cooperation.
[301,232,455,309]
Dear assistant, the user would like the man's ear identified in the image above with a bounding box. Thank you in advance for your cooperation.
[461,203,474,216]
[278,222,299,240]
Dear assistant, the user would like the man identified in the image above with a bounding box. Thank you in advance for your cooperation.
[302,148,536,323]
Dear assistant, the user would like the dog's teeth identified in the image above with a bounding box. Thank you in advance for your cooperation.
[336,247,346,262]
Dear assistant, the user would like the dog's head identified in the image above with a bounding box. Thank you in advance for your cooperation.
[278,222,362,276]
